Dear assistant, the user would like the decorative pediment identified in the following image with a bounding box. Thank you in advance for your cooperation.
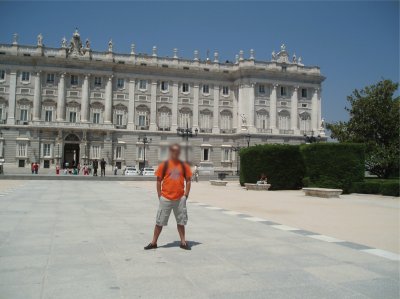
[17,98,32,106]
[113,103,128,112]
[136,104,150,112]
[90,101,104,109]
[67,101,80,108]
[220,109,232,116]
[256,109,269,116]
[200,109,213,115]
[42,99,56,107]
[158,106,171,113]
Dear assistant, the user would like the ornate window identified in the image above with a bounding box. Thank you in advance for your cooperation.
[70,75,78,86]
[258,85,265,94]
[182,83,189,93]
[91,145,101,159]
[220,110,232,131]
[158,106,171,131]
[136,105,150,129]
[16,143,27,157]
[139,80,147,90]
[202,84,209,94]
[43,144,52,158]
[256,109,269,130]
[17,99,32,123]
[278,110,290,130]
[0,70,5,81]
[301,88,308,98]
[199,109,213,132]
[117,78,124,89]
[21,71,30,82]
[90,102,104,124]
[66,101,80,123]
[221,147,232,162]
[280,86,287,97]
[299,112,311,132]
[94,77,102,87]
[160,81,169,92]
[113,104,127,127]
[46,73,55,84]
[179,107,192,128]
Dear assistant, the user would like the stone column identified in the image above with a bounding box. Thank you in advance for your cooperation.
[57,73,66,121]
[127,78,136,130]
[171,82,178,131]
[149,80,157,131]
[7,70,17,125]
[311,88,319,132]
[80,74,90,122]
[33,71,42,121]
[212,85,220,134]
[232,86,238,131]
[104,76,113,124]
[318,92,322,129]
[247,83,256,133]
[290,86,299,134]
[193,83,199,130]
[269,84,278,133]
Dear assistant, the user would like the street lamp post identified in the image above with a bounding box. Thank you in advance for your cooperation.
[57,142,60,166]
[231,143,241,175]
[304,130,321,144]
[177,122,198,162]
[245,133,251,148]
[138,135,152,170]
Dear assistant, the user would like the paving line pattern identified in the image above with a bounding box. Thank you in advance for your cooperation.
[188,201,400,262]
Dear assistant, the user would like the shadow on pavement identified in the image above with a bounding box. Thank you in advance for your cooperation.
[159,240,202,248]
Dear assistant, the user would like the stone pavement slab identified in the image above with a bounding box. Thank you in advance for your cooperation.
[0,180,398,299]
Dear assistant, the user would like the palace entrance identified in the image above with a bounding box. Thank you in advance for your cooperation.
[63,134,80,168]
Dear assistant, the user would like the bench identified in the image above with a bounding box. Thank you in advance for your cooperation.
[245,183,271,191]
[302,187,343,198]
[209,180,228,186]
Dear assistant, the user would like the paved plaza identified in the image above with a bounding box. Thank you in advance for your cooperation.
[0,180,399,299]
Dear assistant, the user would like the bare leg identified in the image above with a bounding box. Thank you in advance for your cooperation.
[177,224,186,245]
[151,225,163,245]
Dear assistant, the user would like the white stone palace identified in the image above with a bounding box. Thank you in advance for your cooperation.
[0,30,325,172]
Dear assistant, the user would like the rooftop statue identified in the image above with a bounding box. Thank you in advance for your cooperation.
[37,33,43,47]
[67,29,84,56]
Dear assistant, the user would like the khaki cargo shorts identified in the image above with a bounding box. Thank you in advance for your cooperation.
[156,196,188,226]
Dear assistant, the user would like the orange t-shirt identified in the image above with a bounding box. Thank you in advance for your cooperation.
[155,160,192,200]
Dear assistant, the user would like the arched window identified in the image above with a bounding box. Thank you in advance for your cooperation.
[220,110,232,131]
[256,109,269,131]
[113,104,128,127]
[90,102,104,124]
[136,105,150,129]
[299,112,311,133]
[278,110,290,130]
[179,107,192,128]
[158,106,171,131]
[199,109,213,132]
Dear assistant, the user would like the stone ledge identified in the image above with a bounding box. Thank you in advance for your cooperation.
[210,180,228,186]
[302,187,343,198]
[245,183,271,191]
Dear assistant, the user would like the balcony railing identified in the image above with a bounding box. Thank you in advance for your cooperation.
[158,127,171,131]
[279,129,294,135]
[16,120,29,125]
[257,128,272,133]
[115,125,127,129]
[220,129,236,134]
[136,125,149,130]
[199,128,212,133]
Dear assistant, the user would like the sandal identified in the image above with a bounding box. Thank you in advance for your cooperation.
[144,243,157,250]
[180,243,191,250]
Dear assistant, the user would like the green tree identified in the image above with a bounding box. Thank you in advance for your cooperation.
[327,79,399,178]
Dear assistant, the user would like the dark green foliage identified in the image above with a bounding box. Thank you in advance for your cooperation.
[351,179,399,197]
[300,143,365,193]
[327,79,399,178]
[239,144,305,190]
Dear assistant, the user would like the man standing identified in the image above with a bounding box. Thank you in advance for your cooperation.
[92,159,98,176]
[144,144,192,250]
[100,158,107,177]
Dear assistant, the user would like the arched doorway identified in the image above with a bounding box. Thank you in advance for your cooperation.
[64,134,80,168]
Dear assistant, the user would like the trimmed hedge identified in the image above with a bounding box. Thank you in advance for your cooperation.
[240,144,304,190]
[300,143,365,193]
[351,179,399,197]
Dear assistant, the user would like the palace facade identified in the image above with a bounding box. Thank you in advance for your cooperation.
[0,30,325,172]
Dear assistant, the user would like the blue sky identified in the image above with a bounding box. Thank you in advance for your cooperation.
[0,1,398,123]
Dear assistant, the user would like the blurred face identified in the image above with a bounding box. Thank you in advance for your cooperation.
[169,145,181,160]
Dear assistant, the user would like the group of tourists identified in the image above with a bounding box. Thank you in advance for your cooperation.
[57,158,107,176]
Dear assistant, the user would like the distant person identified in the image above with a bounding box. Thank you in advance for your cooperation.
[257,173,268,185]
[144,143,192,251]
[77,163,81,174]
[34,162,39,174]
[31,163,34,174]
[100,158,107,177]
[92,159,98,176]
[114,164,118,175]
[193,164,199,182]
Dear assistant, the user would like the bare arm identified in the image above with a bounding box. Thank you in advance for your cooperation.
[185,179,191,198]
[157,177,162,198]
